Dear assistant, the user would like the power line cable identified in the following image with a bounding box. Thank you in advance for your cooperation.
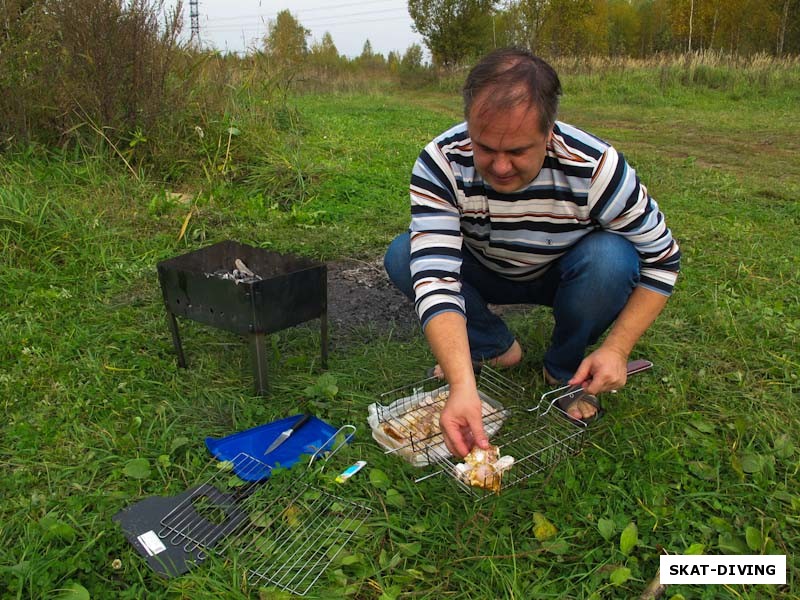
[204,0,403,22]
[203,15,410,31]
[207,8,409,27]
[270,7,409,25]
[194,1,421,54]
[204,9,410,32]
[204,15,414,34]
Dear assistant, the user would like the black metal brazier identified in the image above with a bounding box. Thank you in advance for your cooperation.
[157,240,327,394]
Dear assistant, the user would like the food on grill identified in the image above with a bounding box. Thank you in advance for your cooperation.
[379,390,448,443]
[454,445,515,492]
[368,382,510,468]
[377,391,504,446]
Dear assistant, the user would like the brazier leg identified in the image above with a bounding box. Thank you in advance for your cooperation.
[320,309,328,370]
[321,267,328,369]
[250,332,269,395]
[166,311,187,368]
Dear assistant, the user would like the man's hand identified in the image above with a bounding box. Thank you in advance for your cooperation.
[439,385,490,458]
[422,312,489,457]
[570,286,671,395]
[568,346,628,395]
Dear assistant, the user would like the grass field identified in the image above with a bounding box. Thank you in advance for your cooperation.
[1,67,798,599]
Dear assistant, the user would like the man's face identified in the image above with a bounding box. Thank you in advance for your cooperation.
[467,94,550,193]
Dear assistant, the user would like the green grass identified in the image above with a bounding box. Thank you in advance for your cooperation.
[1,69,798,599]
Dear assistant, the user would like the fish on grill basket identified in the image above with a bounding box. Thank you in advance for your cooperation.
[368,370,512,468]
[378,390,448,444]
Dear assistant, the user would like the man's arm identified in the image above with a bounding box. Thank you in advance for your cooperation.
[570,141,680,394]
[423,311,489,458]
[569,286,670,394]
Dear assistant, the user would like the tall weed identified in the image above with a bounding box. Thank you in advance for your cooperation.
[0,179,76,272]
[431,52,800,99]
[554,52,800,97]
[0,0,183,152]
[0,148,138,272]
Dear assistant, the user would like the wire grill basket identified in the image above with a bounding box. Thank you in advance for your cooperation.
[369,361,653,499]
[158,427,372,595]
[367,367,516,467]
[368,367,586,499]
[420,400,587,498]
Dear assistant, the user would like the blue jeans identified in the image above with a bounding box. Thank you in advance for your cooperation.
[383,231,640,381]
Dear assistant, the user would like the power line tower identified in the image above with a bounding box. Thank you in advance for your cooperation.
[189,0,200,43]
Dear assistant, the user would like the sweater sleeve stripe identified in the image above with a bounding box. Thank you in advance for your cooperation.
[409,140,468,327]
[589,148,680,295]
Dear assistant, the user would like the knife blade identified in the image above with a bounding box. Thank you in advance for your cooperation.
[264,413,312,455]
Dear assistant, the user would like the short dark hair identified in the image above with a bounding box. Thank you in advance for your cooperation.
[463,48,562,135]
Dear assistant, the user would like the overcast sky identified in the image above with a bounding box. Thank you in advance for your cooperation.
[182,0,424,58]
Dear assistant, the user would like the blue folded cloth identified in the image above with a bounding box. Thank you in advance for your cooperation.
[205,414,340,481]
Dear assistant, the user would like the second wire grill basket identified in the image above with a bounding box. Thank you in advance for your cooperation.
[158,426,373,595]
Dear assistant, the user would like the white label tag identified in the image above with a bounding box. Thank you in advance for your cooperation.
[660,555,786,584]
[137,530,167,557]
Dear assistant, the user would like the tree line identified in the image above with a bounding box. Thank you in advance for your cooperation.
[1,0,796,161]
[260,9,427,74]
[408,0,799,67]
[262,1,798,70]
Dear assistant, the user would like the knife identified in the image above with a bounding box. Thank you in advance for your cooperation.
[264,413,312,455]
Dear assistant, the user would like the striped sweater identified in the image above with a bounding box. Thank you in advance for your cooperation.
[409,120,681,328]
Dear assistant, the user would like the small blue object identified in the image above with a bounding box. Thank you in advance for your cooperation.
[205,414,340,481]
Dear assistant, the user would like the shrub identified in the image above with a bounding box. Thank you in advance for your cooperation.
[0,0,183,156]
